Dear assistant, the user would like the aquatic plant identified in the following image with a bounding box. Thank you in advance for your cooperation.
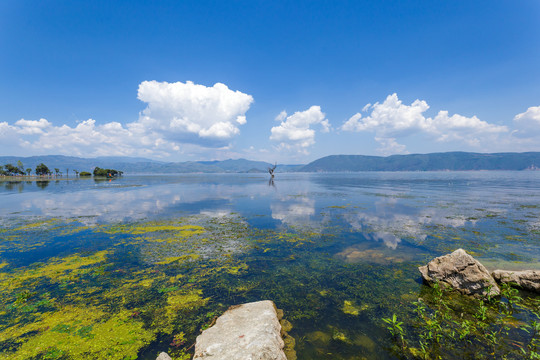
[382,314,405,350]
[382,281,540,359]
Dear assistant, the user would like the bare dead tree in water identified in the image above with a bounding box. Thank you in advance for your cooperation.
[268,163,277,178]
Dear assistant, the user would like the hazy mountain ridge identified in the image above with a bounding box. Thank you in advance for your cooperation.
[0,155,296,174]
[298,152,540,172]
[1,152,539,174]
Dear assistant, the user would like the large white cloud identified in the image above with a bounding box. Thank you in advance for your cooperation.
[270,105,330,153]
[137,80,253,144]
[0,81,254,158]
[342,93,508,154]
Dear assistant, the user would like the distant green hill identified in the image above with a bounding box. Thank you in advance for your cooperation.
[298,152,540,172]
[0,156,299,174]
[2,152,539,174]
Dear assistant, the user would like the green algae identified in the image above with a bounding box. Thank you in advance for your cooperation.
[1,191,539,360]
[0,219,92,254]
[155,254,201,265]
[0,250,109,292]
[0,306,154,360]
[342,300,368,316]
[0,215,270,359]
[13,219,62,231]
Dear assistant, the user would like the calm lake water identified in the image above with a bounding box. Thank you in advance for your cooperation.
[1,172,540,359]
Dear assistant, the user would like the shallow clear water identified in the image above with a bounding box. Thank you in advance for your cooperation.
[1,172,540,359]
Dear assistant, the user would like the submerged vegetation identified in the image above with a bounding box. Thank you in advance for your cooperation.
[0,173,539,359]
[0,213,417,359]
[383,282,540,359]
[0,216,248,359]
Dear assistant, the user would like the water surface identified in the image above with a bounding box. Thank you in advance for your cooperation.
[1,172,539,359]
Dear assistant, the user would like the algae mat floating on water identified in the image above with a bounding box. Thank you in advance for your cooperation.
[0,215,261,359]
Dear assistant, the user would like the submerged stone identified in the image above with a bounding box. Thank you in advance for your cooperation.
[280,319,293,333]
[282,333,297,360]
[306,331,331,346]
[492,269,540,293]
[156,352,172,360]
[418,248,500,297]
[193,300,287,360]
[354,334,376,352]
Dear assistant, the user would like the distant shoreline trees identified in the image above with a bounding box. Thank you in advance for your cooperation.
[0,161,122,179]
[1,163,25,176]
[35,163,51,176]
[93,167,123,178]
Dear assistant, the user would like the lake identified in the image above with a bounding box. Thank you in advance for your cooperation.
[1,172,540,359]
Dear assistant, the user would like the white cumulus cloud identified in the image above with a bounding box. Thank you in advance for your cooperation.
[513,106,540,138]
[0,81,254,158]
[270,105,330,153]
[515,106,540,123]
[342,93,508,154]
[137,80,253,144]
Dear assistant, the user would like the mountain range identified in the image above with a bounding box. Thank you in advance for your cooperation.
[1,152,539,174]
[0,155,301,174]
[300,152,540,172]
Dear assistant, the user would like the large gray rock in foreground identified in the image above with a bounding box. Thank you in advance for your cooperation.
[193,300,287,360]
[156,352,172,360]
[419,249,500,297]
[492,270,540,293]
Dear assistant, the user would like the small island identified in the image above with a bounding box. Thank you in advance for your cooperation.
[92,167,123,178]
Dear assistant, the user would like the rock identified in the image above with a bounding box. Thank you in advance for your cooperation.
[156,352,172,360]
[306,331,331,346]
[193,300,287,360]
[418,248,500,297]
[492,269,540,293]
[279,319,293,333]
[354,334,376,352]
[279,318,295,360]
[282,333,297,360]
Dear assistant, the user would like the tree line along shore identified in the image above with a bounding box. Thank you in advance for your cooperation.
[0,161,122,178]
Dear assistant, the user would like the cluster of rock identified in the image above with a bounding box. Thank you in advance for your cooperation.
[419,248,540,296]
[157,300,295,360]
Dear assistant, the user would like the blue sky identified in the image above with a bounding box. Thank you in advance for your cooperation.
[1,1,539,163]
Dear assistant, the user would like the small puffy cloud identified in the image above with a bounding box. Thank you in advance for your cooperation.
[515,106,540,123]
[374,137,408,156]
[0,80,254,158]
[270,105,330,153]
[342,93,508,154]
[513,106,540,138]
[138,80,253,145]
[275,110,287,122]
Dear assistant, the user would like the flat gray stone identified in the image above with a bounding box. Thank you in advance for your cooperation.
[493,269,540,293]
[193,300,287,360]
[156,352,172,360]
[419,248,500,297]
